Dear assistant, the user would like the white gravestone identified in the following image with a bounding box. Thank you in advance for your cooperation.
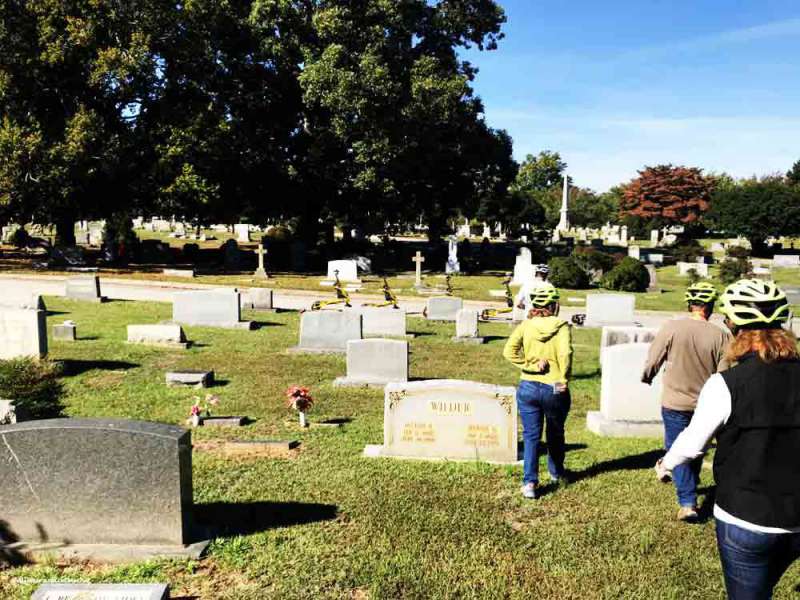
[512,248,534,285]
[774,255,800,268]
[31,583,169,600]
[585,294,636,327]
[294,310,362,353]
[646,265,658,291]
[234,223,250,242]
[425,296,463,321]
[127,324,190,349]
[240,288,274,311]
[0,291,46,310]
[646,253,664,264]
[587,343,663,437]
[364,380,518,463]
[65,275,105,303]
[628,246,641,260]
[0,309,47,360]
[324,260,360,283]
[358,307,407,337]
[173,289,253,329]
[453,309,483,344]
[445,237,460,274]
[600,326,657,360]
[677,262,709,277]
[334,339,409,386]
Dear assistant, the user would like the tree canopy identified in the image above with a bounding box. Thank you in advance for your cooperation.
[707,176,800,252]
[619,165,714,231]
[0,0,514,243]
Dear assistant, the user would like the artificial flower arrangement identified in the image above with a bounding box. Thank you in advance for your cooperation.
[187,394,220,427]
[285,386,314,427]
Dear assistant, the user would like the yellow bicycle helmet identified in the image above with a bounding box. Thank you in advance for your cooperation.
[718,279,791,328]
[685,281,718,305]
[530,284,560,308]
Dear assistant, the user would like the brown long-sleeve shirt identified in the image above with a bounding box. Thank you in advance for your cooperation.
[641,317,733,412]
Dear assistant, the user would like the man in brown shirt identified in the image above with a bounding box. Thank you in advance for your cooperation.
[642,281,732,521]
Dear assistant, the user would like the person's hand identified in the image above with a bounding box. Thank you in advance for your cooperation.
[536,359,549,373]
[655,459,672,483]
[553,382,567,394]
[517,301,525,309]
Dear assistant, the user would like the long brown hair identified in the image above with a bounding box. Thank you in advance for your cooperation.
[726,328,800,364]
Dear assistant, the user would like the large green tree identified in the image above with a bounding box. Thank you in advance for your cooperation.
[0,0,167,244]
[707,176,800,254]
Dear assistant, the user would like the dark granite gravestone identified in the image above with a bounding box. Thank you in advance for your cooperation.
[0,419,193,547]
[221,239,241,270]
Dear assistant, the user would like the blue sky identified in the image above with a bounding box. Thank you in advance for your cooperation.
[463,0,800,192]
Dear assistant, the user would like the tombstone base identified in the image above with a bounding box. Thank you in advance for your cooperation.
[319,280,362,291]
[451,336,485,345]
[333,376,407,388]
[363,444,520,465]
[179,321,255,330]
[166,370,214,388]
[253,268,270,280]
[127,340,191,350]
[586,411,662,438]
[198,416,246,427]
[287,346,345,355]
[5,539,210,564]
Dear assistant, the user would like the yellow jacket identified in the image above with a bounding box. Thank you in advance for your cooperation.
[503,316,573,384]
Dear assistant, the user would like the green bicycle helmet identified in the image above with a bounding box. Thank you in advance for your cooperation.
[530,284,560,308]
[718,279,791,328]
[685,281,718,305]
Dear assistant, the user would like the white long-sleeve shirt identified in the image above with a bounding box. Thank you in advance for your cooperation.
[515,278,549,309]
[663,373,800,534]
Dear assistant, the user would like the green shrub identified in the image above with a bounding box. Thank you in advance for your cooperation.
[601,257,650,292]
[0,359,64,419]
[548,257,590,289]
[263,226,292,242]
[572,247,617,273]
[719,257,752,284]
[726,245,750,259]
[9,228,30,248]
[673,240,705,263]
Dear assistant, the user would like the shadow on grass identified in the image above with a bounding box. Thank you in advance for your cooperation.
[60,359,139,376]
[569,449,663,484]
[571,369,600,380]
[0,519,27,567]
[251,321,284,330]
[482,335,509,344]
[194,501,338,539]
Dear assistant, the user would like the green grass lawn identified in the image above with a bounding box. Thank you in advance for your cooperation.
[3,299,800,598]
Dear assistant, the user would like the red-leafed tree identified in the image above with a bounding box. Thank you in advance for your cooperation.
[620,165,715,229]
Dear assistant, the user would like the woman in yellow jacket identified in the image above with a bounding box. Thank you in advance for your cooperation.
[503,284,573,499]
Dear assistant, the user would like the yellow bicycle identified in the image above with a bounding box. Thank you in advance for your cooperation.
[311,270,352,311]
[362,277,399,309]
[481,275,514,321]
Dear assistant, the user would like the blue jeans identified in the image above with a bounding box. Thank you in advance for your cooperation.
[716,519,800,599]
[517,380,571,485]
[662,407,703,507]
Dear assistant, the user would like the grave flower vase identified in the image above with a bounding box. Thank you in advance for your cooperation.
[299,411,308,428]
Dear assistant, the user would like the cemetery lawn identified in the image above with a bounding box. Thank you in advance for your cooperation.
[3,299,800,599]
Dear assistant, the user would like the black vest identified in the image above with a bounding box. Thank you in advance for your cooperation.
[716,354,800,527]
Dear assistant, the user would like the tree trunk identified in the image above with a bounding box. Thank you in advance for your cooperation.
[55,215,76,246]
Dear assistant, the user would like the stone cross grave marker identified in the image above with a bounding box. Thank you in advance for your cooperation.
[334,339,409,386]
[412,251,425,286]
[587,343,663,437]
[364,380,518,463]
[254,243,269,279]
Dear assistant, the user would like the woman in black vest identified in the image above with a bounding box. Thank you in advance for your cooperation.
[655,279,800,599]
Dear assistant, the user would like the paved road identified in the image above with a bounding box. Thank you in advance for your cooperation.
[0,273,698,329]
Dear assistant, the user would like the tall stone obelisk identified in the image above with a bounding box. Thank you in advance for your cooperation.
[556,174,570,232]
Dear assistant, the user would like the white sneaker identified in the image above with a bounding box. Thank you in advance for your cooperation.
[520,483,538,499]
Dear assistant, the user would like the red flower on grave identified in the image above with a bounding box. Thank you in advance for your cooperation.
[285,386,314,412]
